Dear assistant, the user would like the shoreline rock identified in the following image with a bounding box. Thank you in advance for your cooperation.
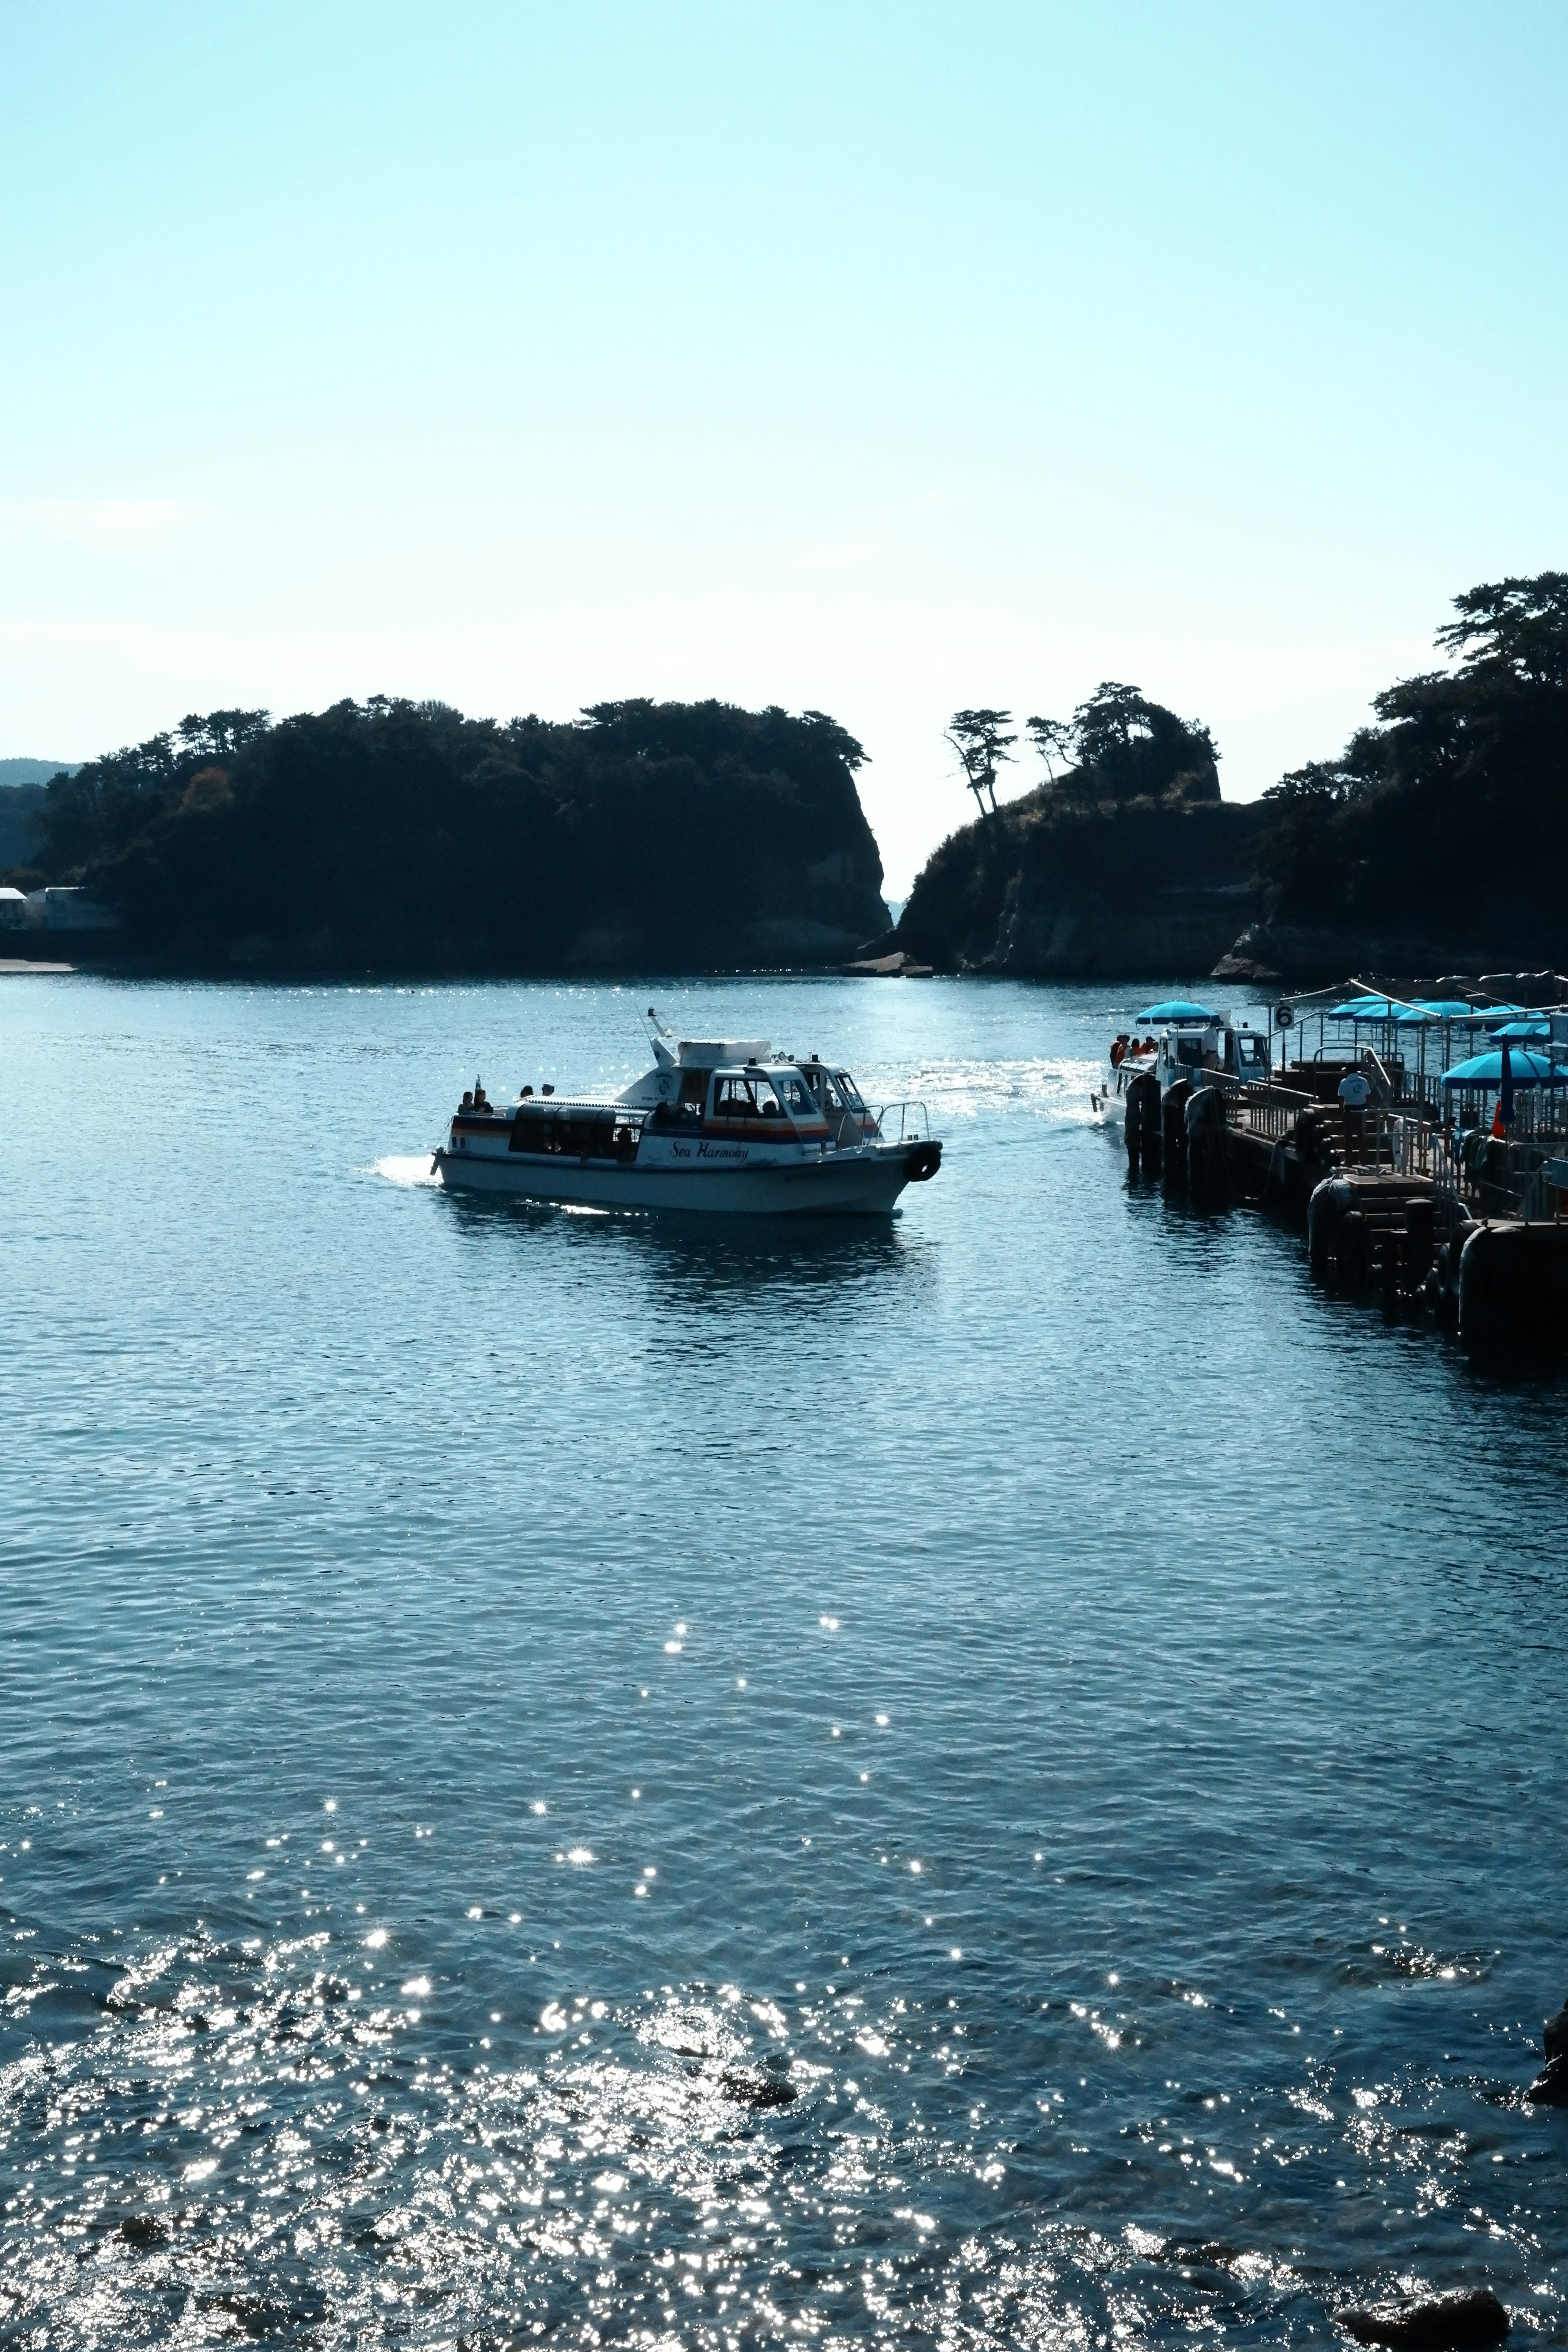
[1212,923,1568,993]
[1339,2286,1509,2351]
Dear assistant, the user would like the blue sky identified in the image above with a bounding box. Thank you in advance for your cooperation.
[4,2,1566,891]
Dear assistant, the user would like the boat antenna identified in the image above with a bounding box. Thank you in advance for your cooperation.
[645,1003,676,1068]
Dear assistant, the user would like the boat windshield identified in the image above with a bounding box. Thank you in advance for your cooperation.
[833,1070,867,1111]
[770,1070,818,1120]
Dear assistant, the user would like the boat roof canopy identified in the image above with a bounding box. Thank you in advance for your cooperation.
[675,1038,773,1069]
[1134,999,1220,1024]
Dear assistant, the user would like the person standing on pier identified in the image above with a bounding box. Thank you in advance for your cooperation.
[1338,1062,1372,1161]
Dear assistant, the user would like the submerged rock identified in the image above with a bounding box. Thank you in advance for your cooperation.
[1340,2287,1509,2350]
[1542,1999,1568,2060]
[720,2069,797,2110]
[117,2212,169,2248]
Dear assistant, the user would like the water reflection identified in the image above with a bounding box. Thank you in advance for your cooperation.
[441,1184,931,1308]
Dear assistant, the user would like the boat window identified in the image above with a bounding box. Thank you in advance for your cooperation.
[833,1070,866,1111]
[677,1068,707,1112]
[712,1073,785,1120]
[510,1107,554,1153]
[712,1075,756,1119]
[510,1107,625,1156]
[1175,1037,1205,1067]
[1236,1033,1269,1075]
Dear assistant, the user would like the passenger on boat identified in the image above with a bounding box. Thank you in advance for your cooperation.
[461,1090,474,1113]
[1110,1035,1128,1068]
[1338,1065,1371,1155]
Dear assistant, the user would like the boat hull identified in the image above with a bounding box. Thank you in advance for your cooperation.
[433,1142,935,1215]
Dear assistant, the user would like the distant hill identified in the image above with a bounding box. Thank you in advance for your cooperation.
[1,762,78,880]
[0,757,76,785]
[24,698,889,972]
[0,782,49,874]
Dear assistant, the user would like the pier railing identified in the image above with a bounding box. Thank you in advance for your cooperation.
[1369,1105,1568,1220]
[1208,1056,1568,1224]
[1213,1065,1568,1215]
[1220,1081,1315,1140]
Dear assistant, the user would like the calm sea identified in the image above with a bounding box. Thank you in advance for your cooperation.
[2,976,1565,2349]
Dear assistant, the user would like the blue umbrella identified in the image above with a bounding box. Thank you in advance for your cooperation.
[1395,998,1481,1022]
[1489,1018,1550,1040]
[1134,999,1218,1023]
[1441,1049,1565,1089]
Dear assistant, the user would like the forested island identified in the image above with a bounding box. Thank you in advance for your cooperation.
[891,683,1267,976]
[891,574,1568,983]
[1220,572,1568,981]
[9,574,1564,984]
[3,698,889,972]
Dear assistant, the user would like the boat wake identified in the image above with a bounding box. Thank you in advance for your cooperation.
[898,1055,1106,1126]
[370,1152,441,1188]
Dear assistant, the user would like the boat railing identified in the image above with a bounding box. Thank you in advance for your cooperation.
[870,1100,932,1144]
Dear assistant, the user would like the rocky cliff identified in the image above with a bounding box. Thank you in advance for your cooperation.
[895,791,1267,978]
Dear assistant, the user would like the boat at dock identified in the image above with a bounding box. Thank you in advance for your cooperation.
[1091,999,1270,1121]
[432,1013,942,1215]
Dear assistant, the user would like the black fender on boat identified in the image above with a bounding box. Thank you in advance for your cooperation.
[905,1140,943,1183]
[1307,1174,1353,1276]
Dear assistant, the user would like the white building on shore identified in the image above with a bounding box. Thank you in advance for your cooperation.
[0,885,118,933]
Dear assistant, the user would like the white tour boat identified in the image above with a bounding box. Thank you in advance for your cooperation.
[432,1013,942,1215]
[1091,999,1271,1123]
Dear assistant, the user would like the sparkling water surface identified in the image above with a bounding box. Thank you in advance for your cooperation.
[2,976,1565,2348]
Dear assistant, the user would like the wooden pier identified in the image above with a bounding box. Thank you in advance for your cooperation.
[1123,1040,1568,1354]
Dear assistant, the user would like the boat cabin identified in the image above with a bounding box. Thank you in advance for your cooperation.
[643,1060,826,1138]
[796,1057,878,1141]
[1156,1018,1270,1087]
